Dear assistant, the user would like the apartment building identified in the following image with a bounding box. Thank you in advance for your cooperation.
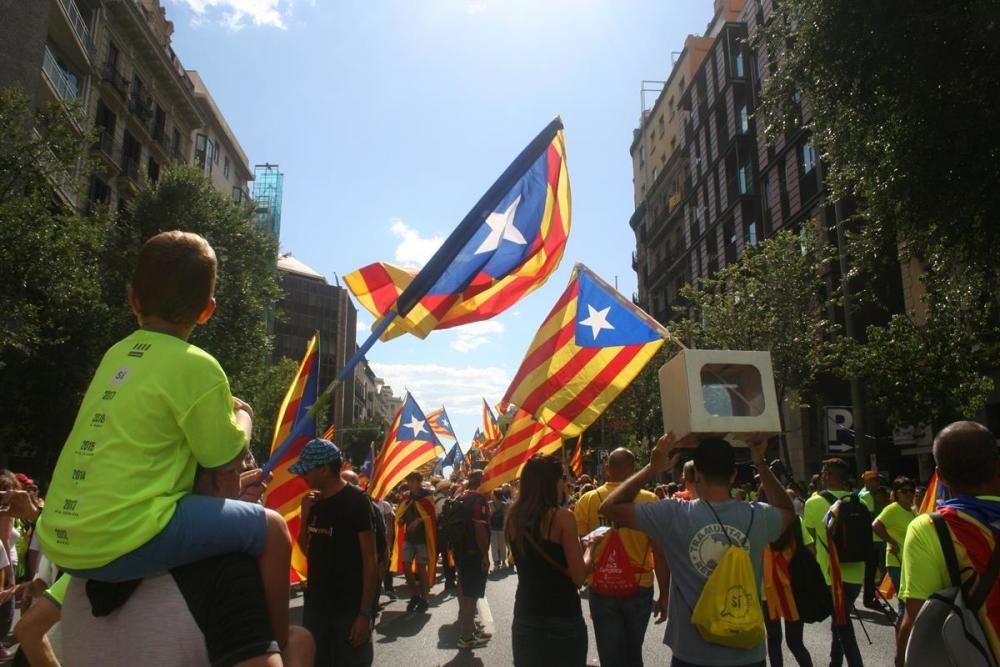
[274,253,360,434]
[0,0,254,212]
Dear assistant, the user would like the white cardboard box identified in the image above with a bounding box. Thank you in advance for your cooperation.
[658,349,781,447]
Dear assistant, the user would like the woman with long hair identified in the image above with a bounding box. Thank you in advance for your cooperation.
[505,454,596,666]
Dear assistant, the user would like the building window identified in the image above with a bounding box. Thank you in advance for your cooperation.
[747,220,758,247]
[639,144,646,167]
[172,129,181,159]
[194,133,208,168]
[147,157,160,185]
[213,141,220,164]
[652,167,657,182]
[233,186,243,203]
[733,51,745,79]
[738,166,752,195]
[801,141,817,174]
[738,104,749,134]
[223,157,230,179]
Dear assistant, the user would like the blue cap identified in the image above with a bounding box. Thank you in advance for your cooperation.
[289,438,341,475]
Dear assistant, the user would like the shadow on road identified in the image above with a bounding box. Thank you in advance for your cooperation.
[435,625,486,666]
[375,610,432,642]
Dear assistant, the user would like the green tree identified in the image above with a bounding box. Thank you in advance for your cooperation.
[669,228,834,463]
[242,357,300,464]
[0,88,114,469]
[758,1,1000,428]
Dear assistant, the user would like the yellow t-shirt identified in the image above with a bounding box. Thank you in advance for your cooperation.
[900,496,1000,602]
[575,483,657,588]
[38,330,247,569]
[875,501,915,567]
[803,489,870,585]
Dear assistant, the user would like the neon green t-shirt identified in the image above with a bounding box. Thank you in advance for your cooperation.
[38,330,247,569]
[875,501,914,567]
[858,488,883,542]
[803,489,871,585]
[900,496,1000,602]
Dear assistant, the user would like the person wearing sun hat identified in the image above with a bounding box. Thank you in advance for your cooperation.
[295,438,378,666]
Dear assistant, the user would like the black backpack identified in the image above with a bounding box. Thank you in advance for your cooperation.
[437,497,465,550]
[788,536,833,622]
[820,491,873,563]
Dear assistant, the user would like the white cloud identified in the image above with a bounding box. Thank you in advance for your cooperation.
[357,319,371,334]
[450,321,504,353]
[173,0,288,30]
[390,219,443,268]
[369,362,509,420]
[466,1,489,15]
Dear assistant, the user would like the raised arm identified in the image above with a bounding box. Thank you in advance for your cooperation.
[601,433,683,528]
[750,441,794,533]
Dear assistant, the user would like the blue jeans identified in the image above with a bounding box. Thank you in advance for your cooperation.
[512,615,588,667]
[63,495,266,581]
[589,586,654,667]
[830,582,864,667]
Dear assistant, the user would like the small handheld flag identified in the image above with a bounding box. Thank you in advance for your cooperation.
[570,435,583,478]
[426,406,459,443]
[368,393,443,500]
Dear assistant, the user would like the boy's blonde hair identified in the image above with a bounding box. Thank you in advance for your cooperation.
[133,231,217,325]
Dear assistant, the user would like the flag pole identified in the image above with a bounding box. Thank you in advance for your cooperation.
[263,118,563,475]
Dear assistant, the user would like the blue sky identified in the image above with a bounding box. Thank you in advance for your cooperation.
[166,0,709,448]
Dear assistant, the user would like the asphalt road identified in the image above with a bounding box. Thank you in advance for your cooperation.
[8,570,898,666]
[334,569,899,666]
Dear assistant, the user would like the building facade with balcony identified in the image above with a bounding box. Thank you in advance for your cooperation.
[0,0,254,213]
[187,70,254,205]
[274,253,360,434]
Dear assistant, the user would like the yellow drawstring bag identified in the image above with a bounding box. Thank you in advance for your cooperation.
[690,504,766,649]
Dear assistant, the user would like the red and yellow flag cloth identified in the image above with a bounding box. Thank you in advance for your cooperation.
[368,393,443,500]
[917,471,949,514]
[426,406,458,443]
[482,399,502,443]
[263,333,319,583]
[570,435,583,478]
[390,492,438,581]
[480,409,563,494]
[345,125,570,342]
[501,264,669,437]
[935,498,1000,661]
[763,544,800,622]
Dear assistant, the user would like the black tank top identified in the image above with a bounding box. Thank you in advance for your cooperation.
[511,529,582,618]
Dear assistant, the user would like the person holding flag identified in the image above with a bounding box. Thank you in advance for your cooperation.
[394,471,437,613]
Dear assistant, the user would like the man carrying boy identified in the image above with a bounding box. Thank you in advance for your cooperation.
[37,231,291,646]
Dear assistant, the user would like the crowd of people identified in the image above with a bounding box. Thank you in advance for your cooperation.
[1,230,998,667]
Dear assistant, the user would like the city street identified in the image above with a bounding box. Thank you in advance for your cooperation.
[298,569,899,666]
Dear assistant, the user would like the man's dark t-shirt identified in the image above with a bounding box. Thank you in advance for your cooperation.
[304,484,374,614]
[461,492,490,558]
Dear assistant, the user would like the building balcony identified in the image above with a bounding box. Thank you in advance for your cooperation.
[118,155,144,193]
[41,46,81,103]
[101,61,130,99]
[50,0,95,66]
[91,128,121,170]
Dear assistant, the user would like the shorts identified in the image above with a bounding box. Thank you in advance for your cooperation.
[63,495,267,582]
[402,542,428,565]
[458,556,487,599]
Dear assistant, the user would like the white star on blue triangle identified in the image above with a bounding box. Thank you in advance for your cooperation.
[574,270,664,348]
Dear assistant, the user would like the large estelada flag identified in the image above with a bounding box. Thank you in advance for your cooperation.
[426,406,458,443]
[570,435,583,478]
[502,264,669,437]
[345,119,571,341]
[480,409,563,494]
[369,393,443,500]
[263,333,319,583]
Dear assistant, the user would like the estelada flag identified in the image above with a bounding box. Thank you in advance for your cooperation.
[570,435,583,478]
[357,447,374,488]
[426,406,458,443]
[480,409,563,494]
[263,332,319,583]
[917,471,949,514]
[502,264,669,437]
[345,119,570,341]
[368,393,443,500]
[482,398,502,443]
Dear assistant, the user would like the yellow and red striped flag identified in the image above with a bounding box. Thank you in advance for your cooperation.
[368,393,443,500]
[917,471,947,514]
[502,264,669,437]
[344,120,571,342]
[483,398,502,443]
[263,333,319,583]
[480,409,563,494]
[570,435,583,478]
[426,406,458,443]
[321,424,335,441]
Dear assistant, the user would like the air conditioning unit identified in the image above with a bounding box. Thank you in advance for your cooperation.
[658,349,780,447]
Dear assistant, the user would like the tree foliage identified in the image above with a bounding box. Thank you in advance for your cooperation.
[758,1,1000,426]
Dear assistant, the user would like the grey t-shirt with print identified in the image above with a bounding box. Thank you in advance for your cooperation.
[635,498,783,666]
